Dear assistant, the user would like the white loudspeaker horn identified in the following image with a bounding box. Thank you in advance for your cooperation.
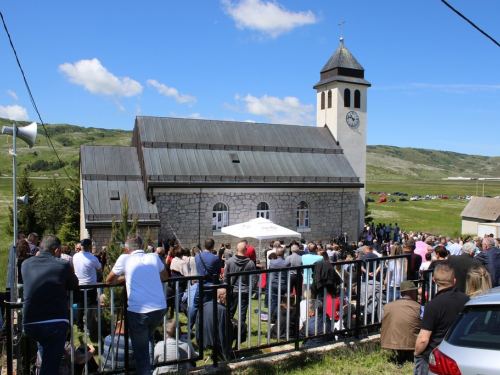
[2,122,38,148]
[17,195,28,206]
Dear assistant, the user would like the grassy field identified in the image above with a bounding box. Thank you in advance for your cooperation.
[366,180,500,237]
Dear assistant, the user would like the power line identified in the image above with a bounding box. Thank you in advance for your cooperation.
[441,0,500,48]
[0,9,100,221]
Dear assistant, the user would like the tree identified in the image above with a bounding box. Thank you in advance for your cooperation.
[57,180,81,245]
[364,200,374,224]
[6,168,45,237]
[38,177,67,234]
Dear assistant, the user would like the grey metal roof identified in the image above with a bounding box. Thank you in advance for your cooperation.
[461,197,500,221]
[320,44,365,72]
[80,146,159,227]
[313,75,371,88]
[133,117,361,188]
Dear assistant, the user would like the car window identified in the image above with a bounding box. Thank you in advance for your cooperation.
[446,306,500,350]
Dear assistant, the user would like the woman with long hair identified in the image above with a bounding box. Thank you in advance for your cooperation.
[466,265,492,298]
[17,240,31,301]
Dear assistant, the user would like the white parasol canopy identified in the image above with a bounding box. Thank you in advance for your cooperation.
[221,217,301,240]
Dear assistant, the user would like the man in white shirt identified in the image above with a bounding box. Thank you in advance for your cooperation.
[107,234,168,375]
[72,238,102,332]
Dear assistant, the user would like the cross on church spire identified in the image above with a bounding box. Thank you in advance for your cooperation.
[338,19,345,45]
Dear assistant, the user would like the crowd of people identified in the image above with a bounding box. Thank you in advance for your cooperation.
[14,225,500,374]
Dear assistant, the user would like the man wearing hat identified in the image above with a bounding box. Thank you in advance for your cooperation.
[73,238,102,332]
[380,280,421,365]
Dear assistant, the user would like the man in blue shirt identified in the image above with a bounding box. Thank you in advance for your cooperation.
[269,248,291,319]
[189,239,221,326]
[301,243,323,291]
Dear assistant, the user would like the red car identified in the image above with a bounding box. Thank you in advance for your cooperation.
[440,196,449,199]
[378,193,386,197]
[377,197,387,203]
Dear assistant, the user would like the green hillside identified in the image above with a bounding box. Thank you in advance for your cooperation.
[1,117,498,180]
[0,118,132,177]
[367,145,500,180]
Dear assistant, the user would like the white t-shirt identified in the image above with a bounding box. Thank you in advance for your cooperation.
[112,250,167,313]
[73,251,101,285]
[387,259,406,288]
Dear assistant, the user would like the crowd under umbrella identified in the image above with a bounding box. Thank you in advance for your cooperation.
[221,217,302,262]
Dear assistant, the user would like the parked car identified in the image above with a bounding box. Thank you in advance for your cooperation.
[367,198,375,202]
[377,197,387,203]
[389,199,396,202]
[429,287,500,375]
[441,196,449,199]
[399,198,408,202]
[378,193,387,197]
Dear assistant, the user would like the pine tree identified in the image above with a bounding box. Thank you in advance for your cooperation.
[57,180,81,245]
[38,177,67,234]
[6,168,45,237]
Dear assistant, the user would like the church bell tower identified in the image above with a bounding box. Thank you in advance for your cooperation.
[313,37,371,232]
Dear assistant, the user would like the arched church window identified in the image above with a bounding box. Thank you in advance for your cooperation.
[327,90,332,108]
[344,88,351,107]
[297,201,309,228]
[213,202,228,231]
[354,90,361,109]
[256,202,270,219]
[321,92,325,110]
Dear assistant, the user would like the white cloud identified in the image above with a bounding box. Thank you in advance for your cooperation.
[221,0,318,38]
[233,93,314,125]
[0,104,29,121]
[147,79,197,106]
[6,90,18,100]
[59,58,142,97]
[169,111,203,119]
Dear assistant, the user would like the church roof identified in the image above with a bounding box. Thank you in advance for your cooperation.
[133,116,361,188]
[320,44,365,72]
[313,42,371,88]
[80,146,159,227]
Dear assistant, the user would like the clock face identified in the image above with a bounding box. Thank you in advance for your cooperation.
[346,111,359,128]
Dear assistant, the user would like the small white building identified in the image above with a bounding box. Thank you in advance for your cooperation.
[461,197,500,235]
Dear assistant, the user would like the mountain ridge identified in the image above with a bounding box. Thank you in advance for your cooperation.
[0,118,497,180]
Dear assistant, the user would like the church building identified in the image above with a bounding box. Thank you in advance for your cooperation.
[80,38,370,250]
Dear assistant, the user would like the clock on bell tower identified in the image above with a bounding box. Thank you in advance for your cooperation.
[313,37,371,232]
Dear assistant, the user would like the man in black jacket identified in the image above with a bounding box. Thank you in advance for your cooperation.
[22,235,79,375]
[224,241,256,322]
[475,236,500,287]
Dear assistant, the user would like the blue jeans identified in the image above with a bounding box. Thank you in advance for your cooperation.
[189,283,213,328]
[24,321,68,375]
[387,286,401,302]
[127,308,167,375]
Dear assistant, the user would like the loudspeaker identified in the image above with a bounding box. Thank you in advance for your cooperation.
[17,195,28,206]
[1,122,37,148]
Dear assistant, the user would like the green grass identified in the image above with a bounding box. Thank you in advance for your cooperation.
[366,180,500,236]
[228,340,413,375]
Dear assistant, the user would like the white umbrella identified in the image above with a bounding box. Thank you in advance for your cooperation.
[221,217,301,261]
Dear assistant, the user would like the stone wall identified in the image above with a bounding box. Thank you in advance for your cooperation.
[155,191,358,253]
[89,226,159,250]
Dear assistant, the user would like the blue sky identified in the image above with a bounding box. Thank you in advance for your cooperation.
[1,0,499,156]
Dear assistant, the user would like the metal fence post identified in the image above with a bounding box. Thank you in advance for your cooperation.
[6,289,13,375]
[355,262,362,339]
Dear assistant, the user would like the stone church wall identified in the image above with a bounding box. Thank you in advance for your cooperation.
[89,226,159,250]
[155,191,358,257]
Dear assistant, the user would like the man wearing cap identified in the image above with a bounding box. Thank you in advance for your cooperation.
[380,281,421,365]
[73,238,102,332]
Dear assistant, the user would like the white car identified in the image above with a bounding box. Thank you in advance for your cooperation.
[429,287,500,375]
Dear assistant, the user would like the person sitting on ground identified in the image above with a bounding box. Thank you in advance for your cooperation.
[153,320,197,374]
[196,288,247,359]
[102,320,135,374]
[299,299,333,348]
[36,328,97,375]
[380,281,421,365]
[465,265,492,298]
[270,294,298,339]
